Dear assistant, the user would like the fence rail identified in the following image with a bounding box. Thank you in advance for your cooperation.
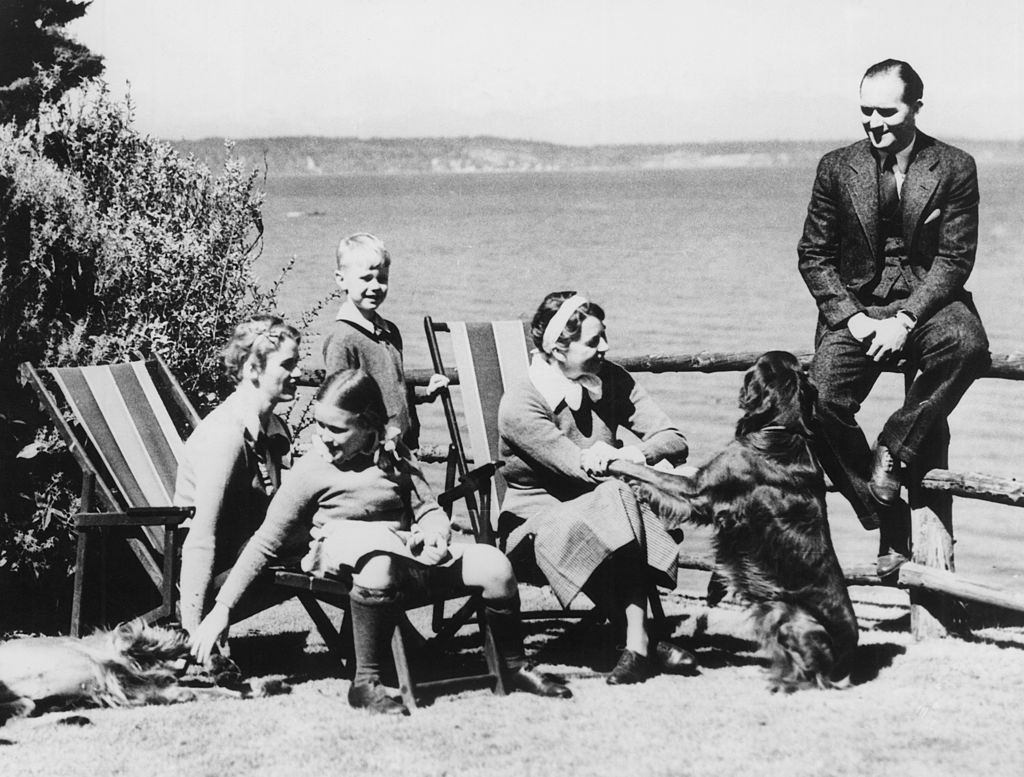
[300,348,1024,392]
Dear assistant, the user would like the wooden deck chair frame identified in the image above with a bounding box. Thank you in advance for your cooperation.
[422,317,666,628]
[20,357,199,637]
[21,356,506,709]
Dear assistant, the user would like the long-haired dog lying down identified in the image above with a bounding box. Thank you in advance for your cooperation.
[612,351,859,691]
[0,621,286,724]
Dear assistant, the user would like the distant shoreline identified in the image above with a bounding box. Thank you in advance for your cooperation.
[169,136,1024,177]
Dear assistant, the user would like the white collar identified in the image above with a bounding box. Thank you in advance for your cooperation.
[892,132,916,175]
[528,353,603,412]
[335,299,391,337]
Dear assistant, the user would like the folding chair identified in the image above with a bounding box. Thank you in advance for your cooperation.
[20,357,198,637]
[422,318,666,626]
[21,356,507,709]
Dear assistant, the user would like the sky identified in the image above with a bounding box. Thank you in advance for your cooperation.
[69,0,1024,145]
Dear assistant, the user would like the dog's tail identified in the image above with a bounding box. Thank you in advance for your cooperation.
[752,602,845,692]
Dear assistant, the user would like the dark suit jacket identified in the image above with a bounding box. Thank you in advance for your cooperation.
[797,132,979,329]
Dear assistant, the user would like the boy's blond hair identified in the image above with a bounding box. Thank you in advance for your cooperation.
[336,232,390,271]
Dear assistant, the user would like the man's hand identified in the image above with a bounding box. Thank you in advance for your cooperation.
[847,312,877,342]
[866,316,910,362]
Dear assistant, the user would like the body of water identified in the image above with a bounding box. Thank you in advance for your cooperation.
[257,164,1024,588]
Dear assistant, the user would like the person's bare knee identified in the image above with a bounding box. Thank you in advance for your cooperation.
[461,546,516,599]
[353,554,396,589]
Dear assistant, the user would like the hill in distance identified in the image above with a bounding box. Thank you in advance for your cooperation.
[169,136,1024,177]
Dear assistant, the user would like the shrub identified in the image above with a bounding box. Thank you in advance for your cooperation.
[0,85,321,631]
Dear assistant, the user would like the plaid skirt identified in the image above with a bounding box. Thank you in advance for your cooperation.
[501,479,679,607]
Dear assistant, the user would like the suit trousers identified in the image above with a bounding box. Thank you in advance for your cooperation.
[809,298,989,525]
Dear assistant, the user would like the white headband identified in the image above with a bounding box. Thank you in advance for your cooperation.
[541,294,589,354]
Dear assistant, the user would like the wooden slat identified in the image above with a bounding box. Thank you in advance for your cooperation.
[75,511,190,528]
[921,468,1024,508]
[898,562,1024,613]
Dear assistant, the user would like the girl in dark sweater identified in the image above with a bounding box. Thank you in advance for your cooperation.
[191,369,572,714]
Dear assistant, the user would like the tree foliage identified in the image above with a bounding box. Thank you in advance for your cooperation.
[0,0,104,126]
[0,86,303,630]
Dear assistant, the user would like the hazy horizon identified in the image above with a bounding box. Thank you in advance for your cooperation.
[166,133,1020,146]
[71,1,1023,145]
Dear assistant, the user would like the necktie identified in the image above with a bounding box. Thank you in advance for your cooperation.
[879,154,899,219]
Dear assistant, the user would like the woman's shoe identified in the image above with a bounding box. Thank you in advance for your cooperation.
[654,640,699,675]
[347,680,410,716]
[507,663,573,698]
[606,649,654,685]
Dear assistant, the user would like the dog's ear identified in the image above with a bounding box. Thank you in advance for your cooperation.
[737,352,808,435]
[737,361,780,434]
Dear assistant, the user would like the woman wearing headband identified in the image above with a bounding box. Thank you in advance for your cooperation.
[498,291,696,685]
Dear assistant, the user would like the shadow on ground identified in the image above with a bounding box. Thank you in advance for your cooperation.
[848,641,906,685]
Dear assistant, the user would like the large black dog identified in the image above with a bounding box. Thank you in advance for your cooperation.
[613,351,859,691]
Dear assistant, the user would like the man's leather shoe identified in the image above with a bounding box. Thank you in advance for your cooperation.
[606,649,654,685]
[654,640,699,675]
[507,663,573,698]
[869,443,901,505]
[876,552,909,578]
[347,681,410,715]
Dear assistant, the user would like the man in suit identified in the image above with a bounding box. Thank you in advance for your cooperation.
[798,59,989,576]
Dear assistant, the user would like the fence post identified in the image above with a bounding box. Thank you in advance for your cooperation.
[907,407,956,638]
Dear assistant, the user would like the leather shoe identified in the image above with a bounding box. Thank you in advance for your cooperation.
[606,649,655,685]
[347,681,410,716]
[654,640,699,675]
[507,663,573,698]
[868,443,901,505]
[876,552,909,578]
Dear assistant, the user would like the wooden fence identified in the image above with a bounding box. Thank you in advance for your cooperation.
[301,348,1024,639]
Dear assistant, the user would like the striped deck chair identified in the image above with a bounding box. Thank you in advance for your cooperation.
[424,320,531,547]
[422,318,666,626]
[21,357,507,709]
[20,357,198,637]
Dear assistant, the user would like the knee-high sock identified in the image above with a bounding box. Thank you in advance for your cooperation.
[484,591,527,671]
[349,584,401,686]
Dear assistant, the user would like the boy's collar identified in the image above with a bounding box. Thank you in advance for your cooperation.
[336,299,391,337]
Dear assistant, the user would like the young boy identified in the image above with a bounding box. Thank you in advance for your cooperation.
[322,233,446,449]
